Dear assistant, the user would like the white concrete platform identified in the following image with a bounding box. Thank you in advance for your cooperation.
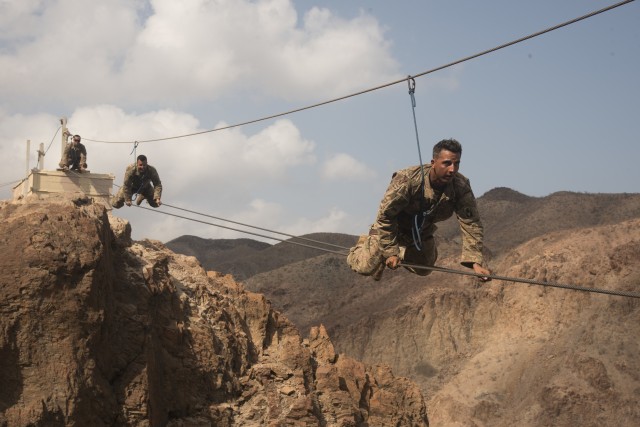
[13,169,115,206]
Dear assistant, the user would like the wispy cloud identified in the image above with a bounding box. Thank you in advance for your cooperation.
[321,153,375,181]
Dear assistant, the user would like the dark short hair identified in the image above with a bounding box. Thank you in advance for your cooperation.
[433,138,462,158]
[73,134,81,141]
[136,154,148,162]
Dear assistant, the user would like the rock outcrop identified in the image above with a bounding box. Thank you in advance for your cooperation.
[0,196,428,426]
[161,189,640,426]
[336,219,640,427]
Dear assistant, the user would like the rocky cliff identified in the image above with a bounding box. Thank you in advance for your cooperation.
[0,196,428,426]
[163,190,640,426]
[335,219,640,426]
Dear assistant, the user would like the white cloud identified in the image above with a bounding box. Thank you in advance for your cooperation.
[321,153,375,181]
[0,0,405,242]
[0,0,399,109]
[0,106,316,201]
[0,111,62,189]
[282,206,349,236]
[242,119,316,173]
[257,6,399,99]
[0,0,142,109]
[123,198,353,243]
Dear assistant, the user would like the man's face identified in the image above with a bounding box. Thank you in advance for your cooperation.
[136,159,148,173]
[72,137,81,145]
[430,149,461,187]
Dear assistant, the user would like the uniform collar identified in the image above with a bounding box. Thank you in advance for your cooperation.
[423,164,455,201]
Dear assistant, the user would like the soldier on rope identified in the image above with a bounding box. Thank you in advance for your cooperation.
[347,138,491,281]
[111,154,163,209]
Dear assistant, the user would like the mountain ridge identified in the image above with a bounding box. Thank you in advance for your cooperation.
[0,196,428,426]
[166,187,640,426]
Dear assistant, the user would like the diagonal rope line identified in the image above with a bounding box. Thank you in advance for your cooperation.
[109,178,350,250]
[0,179,24,189]
[82,0,635,144]
[162,202,352,251]
[400,263,640,299]
[15,170,640,299]
[132,203,640,299]
[135,205,350,256]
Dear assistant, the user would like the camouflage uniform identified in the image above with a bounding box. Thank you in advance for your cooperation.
[347,165,484,277]
[111,163,163,209]
[59,142,87,170]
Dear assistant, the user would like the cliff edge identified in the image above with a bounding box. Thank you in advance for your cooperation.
[0,196,427,426]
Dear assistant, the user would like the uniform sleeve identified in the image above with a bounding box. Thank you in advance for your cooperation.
[454,177,484,267]
[373,171,414,258]
[80,144,87,166]
[150,167,162,200]
[59,144,70,168]
[122,166,135,201]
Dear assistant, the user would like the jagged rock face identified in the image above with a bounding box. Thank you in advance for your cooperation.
[336,219,640,427]
[0,197,428,426]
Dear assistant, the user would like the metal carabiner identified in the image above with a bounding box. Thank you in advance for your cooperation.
[407,76,416,107]
[407,75,416,93]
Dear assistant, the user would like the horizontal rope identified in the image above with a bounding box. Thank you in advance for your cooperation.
[132,202,640,299]
[13,171,640,300]
[82,0,635,144]
[136,205,349,256]
[401,262,640,299]
[0,179,24,189]
[163,203,351,251]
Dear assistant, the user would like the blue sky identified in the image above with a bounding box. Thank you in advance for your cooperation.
[1,0,638,241]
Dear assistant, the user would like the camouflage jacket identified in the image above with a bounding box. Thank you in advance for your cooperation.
[60,142,87,167]
[122,163,163,202]
[372,165,484,267]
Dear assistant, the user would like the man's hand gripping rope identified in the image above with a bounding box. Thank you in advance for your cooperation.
[385,256,492,282]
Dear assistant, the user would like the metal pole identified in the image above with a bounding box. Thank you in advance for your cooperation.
[37,143,45,170]
[60,117,68,159]
[24,139,31,197]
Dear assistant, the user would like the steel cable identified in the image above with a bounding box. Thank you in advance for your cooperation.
[135,205,349,256]
[162,202,352,251]
[133,203,640,299]
[82,0,635,145]
[401,263,640,299]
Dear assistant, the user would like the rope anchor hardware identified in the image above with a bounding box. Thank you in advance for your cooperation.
[406,75,428,251]
[407,76,416,105]
[130,140,139,156]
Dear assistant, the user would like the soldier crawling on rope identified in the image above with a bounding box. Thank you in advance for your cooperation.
[347,138,492,281]
[111,154,162,209]
[59,132,88,172]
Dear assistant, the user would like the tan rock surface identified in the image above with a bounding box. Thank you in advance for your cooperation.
[165,189,640,426]
[337,219,640,426]
[0,196,428,426]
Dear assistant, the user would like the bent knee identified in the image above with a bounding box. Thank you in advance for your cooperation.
[347,250,382,276]
[347,258,382,276]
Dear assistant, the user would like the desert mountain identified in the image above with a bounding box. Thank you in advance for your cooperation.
[167,189,640,426]
[336,218,640,426]
[167,188,640,276]
[0,196,428,426]
[438,187,640,254]
[168,233,357,282]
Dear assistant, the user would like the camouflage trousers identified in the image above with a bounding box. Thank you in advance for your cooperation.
[346,231,438,277]
[111,186,159,209]
[59,157,87,170]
